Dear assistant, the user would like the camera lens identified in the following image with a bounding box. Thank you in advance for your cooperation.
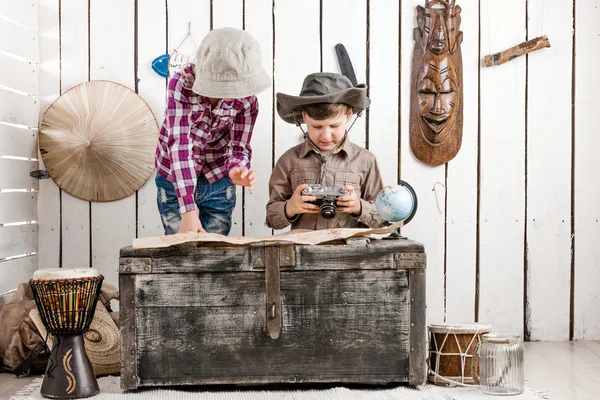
[319,201,336,219]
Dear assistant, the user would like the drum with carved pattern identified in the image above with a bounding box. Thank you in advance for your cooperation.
[30,268,104,399]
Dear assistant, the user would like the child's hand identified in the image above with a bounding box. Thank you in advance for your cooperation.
[337,185,362,215]
[229,167,256,192]
[285,184,319,218]
[177,211,206,234]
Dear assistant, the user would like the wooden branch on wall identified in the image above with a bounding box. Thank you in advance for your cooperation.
[484,36,551,67]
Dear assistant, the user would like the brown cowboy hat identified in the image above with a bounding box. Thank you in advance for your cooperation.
[276,72,371,124]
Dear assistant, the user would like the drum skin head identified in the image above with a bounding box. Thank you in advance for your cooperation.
[33,268,101,280]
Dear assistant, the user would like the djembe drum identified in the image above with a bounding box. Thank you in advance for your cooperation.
[30,268,104,399]
[428,323,493,385]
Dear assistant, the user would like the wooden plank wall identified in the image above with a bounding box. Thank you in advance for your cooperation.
[527,0,573,341]
[0,0,40,296]
[28,0,598,340]
[445,0,478,325]
[479,0,527,339]
[574,0,600,341]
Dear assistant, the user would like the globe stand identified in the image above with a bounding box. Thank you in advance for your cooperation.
[383,227,408,240]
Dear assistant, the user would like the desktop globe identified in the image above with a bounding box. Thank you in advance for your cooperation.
[376,181,418,239]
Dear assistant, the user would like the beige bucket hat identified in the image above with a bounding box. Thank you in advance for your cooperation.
[192,27,271,99]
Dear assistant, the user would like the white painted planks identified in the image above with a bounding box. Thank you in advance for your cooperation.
[479,0,526,334]
[574,0,600,340]
[321,0,367,148]
[368,0,399,187]
[245,0,274,237]
[0,255,37,294]
[0,192,37,224]
[526,0,573,341]
[167,0,210,56]
[445,0,479,323]
[0,53,38,95]
[60,0,90,270]
[36,0,60,269]
[0,225,37,260]
[212,0,243,30]
[0,0,38,31]
[0,90,38,128]
[89,0,136,286]
[0,124,37,159]
[0,18,38,62]
[136,0,167,239]
[273,0,320,163]
[0,159,38,189]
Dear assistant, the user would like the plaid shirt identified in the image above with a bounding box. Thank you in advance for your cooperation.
[155,65,258,214]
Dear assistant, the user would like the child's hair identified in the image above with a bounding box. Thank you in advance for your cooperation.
[302,103,352,121]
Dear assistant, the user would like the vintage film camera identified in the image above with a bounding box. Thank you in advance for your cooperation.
[301,184,349,219]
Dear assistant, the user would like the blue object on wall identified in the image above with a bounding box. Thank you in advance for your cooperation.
[152,54,170,78]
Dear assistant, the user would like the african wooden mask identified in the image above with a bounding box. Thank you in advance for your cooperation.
[410,0,463,166]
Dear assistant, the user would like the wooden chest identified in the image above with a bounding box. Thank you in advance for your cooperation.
[119,238,426,389]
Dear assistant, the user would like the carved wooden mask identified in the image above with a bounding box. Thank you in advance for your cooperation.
[410,0,463,166]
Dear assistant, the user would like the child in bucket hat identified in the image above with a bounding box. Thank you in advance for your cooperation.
[155,27,271,235]
[266,72,386,230]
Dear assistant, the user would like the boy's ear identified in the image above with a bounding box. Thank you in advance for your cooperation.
[301,111,307,124]
[345,109,353,122]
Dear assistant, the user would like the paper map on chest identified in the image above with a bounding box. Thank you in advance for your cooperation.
[132,221,404,248]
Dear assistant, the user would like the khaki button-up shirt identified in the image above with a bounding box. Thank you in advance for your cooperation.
[266,137,385,230]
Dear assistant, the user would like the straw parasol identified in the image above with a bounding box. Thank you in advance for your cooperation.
[39,81,159,202]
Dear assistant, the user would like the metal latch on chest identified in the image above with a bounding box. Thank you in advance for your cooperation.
[250,242,295,339]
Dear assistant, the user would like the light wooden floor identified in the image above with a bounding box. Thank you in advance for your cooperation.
[523,341,600,399]
[0,373,36,400]
[1,341,598,399]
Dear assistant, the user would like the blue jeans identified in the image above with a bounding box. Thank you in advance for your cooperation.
[155,173,236,235]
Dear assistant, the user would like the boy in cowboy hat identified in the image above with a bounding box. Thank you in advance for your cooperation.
[266,72,385,230]
[155,28,271,235]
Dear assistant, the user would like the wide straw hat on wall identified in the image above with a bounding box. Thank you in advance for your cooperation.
[39,81,159,202]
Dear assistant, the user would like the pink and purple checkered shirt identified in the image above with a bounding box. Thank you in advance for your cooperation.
[155,65,258,214]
